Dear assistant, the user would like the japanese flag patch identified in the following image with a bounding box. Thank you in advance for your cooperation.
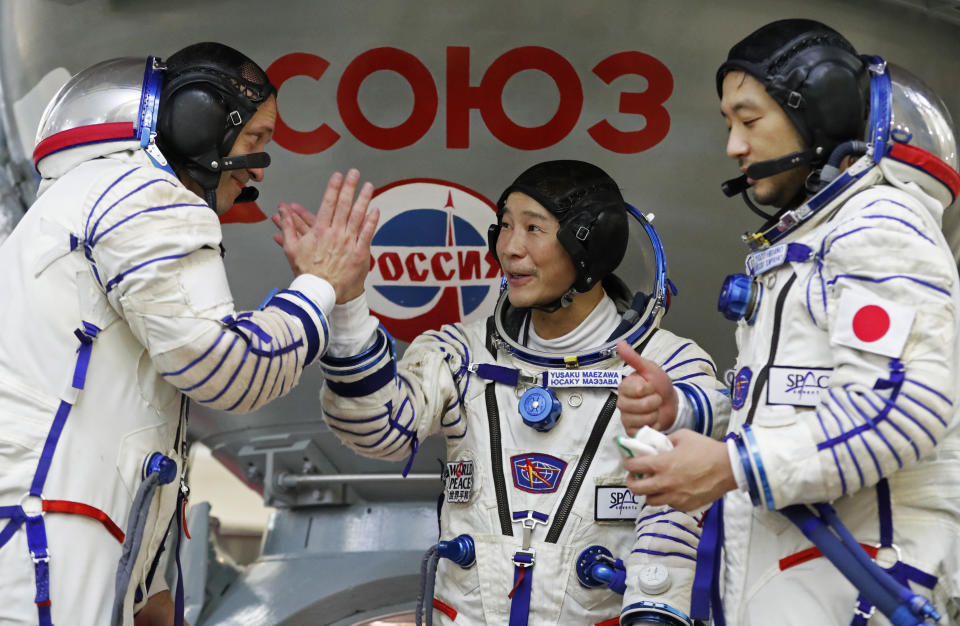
[831,288,915,358]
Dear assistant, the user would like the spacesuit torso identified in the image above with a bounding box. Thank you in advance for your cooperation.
[0,148,333,625]
[720,154,960,625]
[321,290,729,625]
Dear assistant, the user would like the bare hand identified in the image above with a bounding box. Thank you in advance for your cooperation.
[274,169,379,303]
[623,430,737,512]
[134,589,190,626]
[616,341,678,434]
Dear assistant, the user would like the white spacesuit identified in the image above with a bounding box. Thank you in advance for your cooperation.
[707,22,960,626]
[321,161,729,625]
[0,50,332,625]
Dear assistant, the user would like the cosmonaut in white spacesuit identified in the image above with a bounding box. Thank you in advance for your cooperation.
[619,19,960,626]
[0,44,376,625]
[309,160,730,625]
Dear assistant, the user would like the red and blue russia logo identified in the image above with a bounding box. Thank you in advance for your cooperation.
[366,179,502,342]
[511,453,567,493]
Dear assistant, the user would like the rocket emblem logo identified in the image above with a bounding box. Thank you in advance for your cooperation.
[510,453,567,493]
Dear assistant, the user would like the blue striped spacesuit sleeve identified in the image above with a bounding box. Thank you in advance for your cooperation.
[84,163,333,414]
[320,323,470,463]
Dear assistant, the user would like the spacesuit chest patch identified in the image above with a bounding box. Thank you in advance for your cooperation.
[745,242,813,276]
[444,460,475,503]
[511,453,567,493]
[731,367,752,410]
[767,366,831,406]
[595,485,638,521]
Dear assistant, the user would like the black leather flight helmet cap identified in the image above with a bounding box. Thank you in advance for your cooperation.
[716,19,869,167]
[488,160,629,293]
[156,42,276,209]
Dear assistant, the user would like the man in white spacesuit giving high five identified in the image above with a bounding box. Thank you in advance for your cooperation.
[0,43,375,626]
[281,160,730,625]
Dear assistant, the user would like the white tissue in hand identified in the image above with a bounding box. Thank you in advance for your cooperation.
[616,425,673,458]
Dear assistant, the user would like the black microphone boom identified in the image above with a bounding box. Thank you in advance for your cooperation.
[221,152,271,171]
[745,149,815,180]
[721,149,817,198]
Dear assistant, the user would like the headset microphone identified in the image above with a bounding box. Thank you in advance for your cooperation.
[721,174,750,197]
[720,149,817,197]
[235,187,259,203]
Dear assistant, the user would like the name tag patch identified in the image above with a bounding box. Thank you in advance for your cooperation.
[746,242,812,276]
[767,366,831,406]
[444,459,475,503]
[595,485,638,521]
[545,370,622,388]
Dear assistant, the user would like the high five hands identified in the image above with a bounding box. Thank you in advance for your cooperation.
[272,169,379,304]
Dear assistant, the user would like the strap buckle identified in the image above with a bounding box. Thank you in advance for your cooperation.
[31,549,50,564]
[511,510,548,569]
[873,543,902,570]
[853,602,876,619]
[512,547,535,568]
[19,493,44,518]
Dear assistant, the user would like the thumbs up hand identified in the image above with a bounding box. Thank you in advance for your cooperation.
[616,341,679,435]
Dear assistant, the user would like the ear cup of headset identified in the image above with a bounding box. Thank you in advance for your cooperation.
[557,204,628,292]
[158,83,227,159]
[803,61,866,146]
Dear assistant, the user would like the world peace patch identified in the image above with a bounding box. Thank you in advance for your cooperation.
[511,453,567,493]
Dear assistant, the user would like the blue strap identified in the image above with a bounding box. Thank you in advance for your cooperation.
[609,558,627,595]
[25,515,52,625]
[512,510,549,523]
[474,363,521,387]
[0,515,25,550]
[876,479,893,548]
[691,498,725,625]
[31,401,72,497]
[508,564,533,626]
[32,322,100,497]
[401,433,419,478]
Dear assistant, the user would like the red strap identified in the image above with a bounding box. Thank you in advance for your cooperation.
[507,566,526,599]
[888,142,960,201]
[42,500,124,544]
[181,496,191,540]
[779,543,878,571]
[596,618,621,626]
[33,122,136,167]
[433,598,457,620]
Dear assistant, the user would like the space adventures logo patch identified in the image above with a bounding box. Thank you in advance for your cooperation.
[365,179,502,342]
